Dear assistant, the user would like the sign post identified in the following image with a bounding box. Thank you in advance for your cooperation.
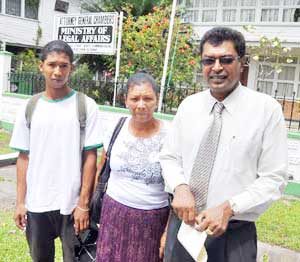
[113,12,124,107]
[158,0,177,113]
[53,12,118,55]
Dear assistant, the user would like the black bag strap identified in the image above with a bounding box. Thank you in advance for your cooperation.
[106,117,127,158]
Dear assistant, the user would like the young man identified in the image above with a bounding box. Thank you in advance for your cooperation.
[10,40,102,262]
[160,27,288,261]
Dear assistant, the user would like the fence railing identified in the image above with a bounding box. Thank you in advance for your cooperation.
[7,72,300,130]
[8,72,202,114]
[256,88,300,131]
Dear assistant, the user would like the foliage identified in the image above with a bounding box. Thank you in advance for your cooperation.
[81,0,172,17]
[0,211,62,261]
[0,129,15,154]
[256,198,300,251]
[26,0,40,8]
[79,0,176,78]
[15,49,39,73]
[118,6,199,84]
[72,63,94,80]
[34,25,42,47]
[243,25,293,78]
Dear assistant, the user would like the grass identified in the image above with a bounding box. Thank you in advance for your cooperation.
[0,129,15,154]
[0,199,299,261]
[256,198,300,251]
[0,211,63,261]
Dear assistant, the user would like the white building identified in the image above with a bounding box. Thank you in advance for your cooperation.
[182,0,300,101]
[0,0,81,53]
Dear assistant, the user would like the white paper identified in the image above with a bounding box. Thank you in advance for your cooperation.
[177,222,208,262]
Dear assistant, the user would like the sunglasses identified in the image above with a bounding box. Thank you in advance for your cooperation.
[201,56,240,66]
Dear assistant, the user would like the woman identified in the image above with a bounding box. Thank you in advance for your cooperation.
[96,72,169,262]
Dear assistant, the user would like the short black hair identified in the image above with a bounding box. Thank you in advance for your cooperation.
[40,40,74,63]
[199,27,246,58]
[126,71,159,96]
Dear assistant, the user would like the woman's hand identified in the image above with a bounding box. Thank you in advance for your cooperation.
[159,231,167,259]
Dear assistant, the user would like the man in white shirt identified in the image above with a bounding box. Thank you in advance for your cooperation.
[10,40,101,262]
[160,27,288,262]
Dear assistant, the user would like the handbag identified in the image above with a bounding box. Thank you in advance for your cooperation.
[75,117,126,262]
[89,116,127,224]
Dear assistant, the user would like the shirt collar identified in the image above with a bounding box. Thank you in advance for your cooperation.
[206,83,244,115]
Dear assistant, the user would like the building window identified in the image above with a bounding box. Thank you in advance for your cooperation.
[202,0,218,8]
[278,66,295,81]
[240,9,256,22]
[3,0,39,19]
[223,9,236,22]
[261,9,279,21]
[202,10,217,22]
[25,0,39,20]
[193,0,201,7]
[241,0,257,5]
[223,0,236,6]
[257,81,273,95]
[185,0,299,23]
[257,58,300,99]
[6,0,21,16]
[261,0,280,5]
[0,0,2,13]
[284,0,299,4]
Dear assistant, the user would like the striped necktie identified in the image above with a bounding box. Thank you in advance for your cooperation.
[189,102,225,212]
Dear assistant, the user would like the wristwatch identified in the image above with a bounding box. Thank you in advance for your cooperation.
[229,199,238,216]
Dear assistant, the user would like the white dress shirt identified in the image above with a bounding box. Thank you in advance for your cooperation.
[160,84,288,221]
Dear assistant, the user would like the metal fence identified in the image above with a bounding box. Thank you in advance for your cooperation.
[8,72,202,114]
[7,72,300,130]
[257,88,300,131]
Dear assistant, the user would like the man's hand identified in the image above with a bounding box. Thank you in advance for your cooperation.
[73,206,90,235]
[172,184,196,225]
[14,204,27,230]
[194,201,233,237]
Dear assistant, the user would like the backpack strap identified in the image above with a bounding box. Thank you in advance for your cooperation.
[25,92,43,129]
[76,91,87,153]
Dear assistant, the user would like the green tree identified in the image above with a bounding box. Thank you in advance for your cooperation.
[81,0,172,16]
[16,49,39,73]
[78,0,173,75]
[243,25,293,78]
[118,6,199,84]
[72,63,94,80]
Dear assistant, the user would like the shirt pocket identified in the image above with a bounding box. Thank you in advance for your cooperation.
[227,133,261,174]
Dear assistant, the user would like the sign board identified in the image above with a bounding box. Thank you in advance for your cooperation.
[53,12,118,55]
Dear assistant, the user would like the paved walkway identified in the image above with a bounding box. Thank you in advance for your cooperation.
[0,164,300,261]
[0,164,16,210]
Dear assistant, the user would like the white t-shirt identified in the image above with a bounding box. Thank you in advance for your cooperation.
[10,90,102,215]
[104,117,169,210]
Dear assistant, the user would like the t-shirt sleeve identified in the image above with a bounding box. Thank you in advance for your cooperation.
[9,102,30,152]
[83,97,103,151]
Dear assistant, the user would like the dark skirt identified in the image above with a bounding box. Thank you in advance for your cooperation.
[96,194,169,262]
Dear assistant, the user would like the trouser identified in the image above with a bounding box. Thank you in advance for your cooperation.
[26,210,77,262]
[164,211,257,262]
